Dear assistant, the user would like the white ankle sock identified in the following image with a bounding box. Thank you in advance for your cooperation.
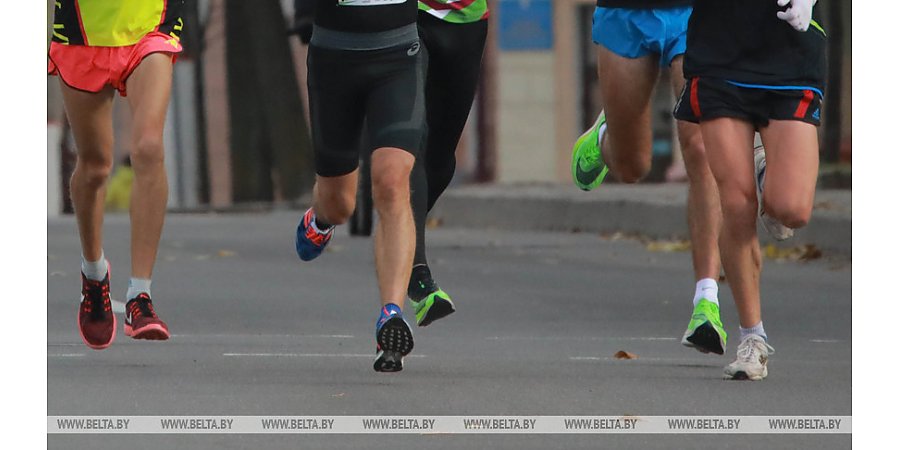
[740,321,767,341]
[692,278,719,307]
[81,252,108,281]
[126,278,152,301]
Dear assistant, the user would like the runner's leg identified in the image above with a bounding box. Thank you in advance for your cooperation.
[699,118,761,328]
[125,53,174,280]
[372,148,417,306]
[757,121,819,229]
[669,57,722,283]
[62,83,115,263]
[596,45,659,183]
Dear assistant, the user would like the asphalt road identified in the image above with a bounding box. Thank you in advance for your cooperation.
[47,213,851,449]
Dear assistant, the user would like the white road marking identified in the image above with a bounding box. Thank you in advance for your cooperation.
[810,339,841,343]
[172,334,355,339]
[489,336,677,342]
[48,353,85,358]
[223,353,425,358]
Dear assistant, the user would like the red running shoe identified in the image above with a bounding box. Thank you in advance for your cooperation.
[78,272,116,350]
[124,293,170,340]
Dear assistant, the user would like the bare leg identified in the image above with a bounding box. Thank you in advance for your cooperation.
[670,57,722,282]
[758,121,819,229]
[125,53,175,279]
[371,148,416,307]
[700,118,760,327]
[61,83,116,263]
[596,45,659,182]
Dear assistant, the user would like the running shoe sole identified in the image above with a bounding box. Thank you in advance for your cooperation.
[77,310,116,350]
[416,295,455,327]
[124,323,171,340]
[374,317,414,373]
[725,367,768,381]
[682,321,725,355]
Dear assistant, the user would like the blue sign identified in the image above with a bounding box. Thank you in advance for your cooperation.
[498,0,554,51]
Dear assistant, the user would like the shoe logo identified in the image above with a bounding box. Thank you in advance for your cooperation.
[407,42,420,56]
[575,163,604,186]
[812,108,820,120]
[125,310,133,324]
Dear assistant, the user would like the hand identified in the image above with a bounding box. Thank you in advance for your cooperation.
[776,0,818,32]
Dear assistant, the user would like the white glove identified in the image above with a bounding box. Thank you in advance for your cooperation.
[776,0,818,32]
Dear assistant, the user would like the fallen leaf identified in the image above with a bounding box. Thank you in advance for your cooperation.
[425,217,443,229]
[613,350,638,360]
[645,239,691,253]
[217,250,236,258]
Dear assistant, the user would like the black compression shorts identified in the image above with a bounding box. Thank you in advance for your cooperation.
[307,24,426,177]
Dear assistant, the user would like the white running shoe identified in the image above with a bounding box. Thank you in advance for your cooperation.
[754,145,794,241]
[724,334,775,381]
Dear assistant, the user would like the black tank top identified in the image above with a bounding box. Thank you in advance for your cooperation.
[684,0,826,90]
[314,0,417,33]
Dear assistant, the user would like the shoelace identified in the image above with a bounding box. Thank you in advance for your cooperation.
[128,295,157,320]
[306,227,331,246]
[736,337,775,363]
[82,279,111,319]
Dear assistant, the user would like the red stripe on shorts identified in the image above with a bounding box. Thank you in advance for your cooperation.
[794,89,814,119]
[690,77,702,118]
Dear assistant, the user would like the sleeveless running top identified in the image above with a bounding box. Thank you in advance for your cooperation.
[51,0,184,47]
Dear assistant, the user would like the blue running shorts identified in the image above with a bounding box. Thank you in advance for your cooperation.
[592,6,692,67]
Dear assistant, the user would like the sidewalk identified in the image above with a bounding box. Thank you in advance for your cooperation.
[429,183,852,256]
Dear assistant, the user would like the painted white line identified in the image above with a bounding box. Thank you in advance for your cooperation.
[810,339,841,343]
[489,336,677,342]
[173,334,355,339]
[223,353,425,358]
[49,353,85,358]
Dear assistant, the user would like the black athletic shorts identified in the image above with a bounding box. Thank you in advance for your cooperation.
[307,24,426,177]
[674,76,822,129]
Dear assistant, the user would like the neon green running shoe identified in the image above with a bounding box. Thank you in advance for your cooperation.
[410,289,455,327]
[571,111,610,191]
[681,299,727,355]
[408,265,455,327]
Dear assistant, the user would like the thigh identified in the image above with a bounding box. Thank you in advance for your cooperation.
[59,81,116,160]
[700,117,757,198]
[758,120,819,203]
[125,53,174,140]
[365,47,425,157]
[420,17,487,156]
[596,44,659,142]
[307,46,366,177]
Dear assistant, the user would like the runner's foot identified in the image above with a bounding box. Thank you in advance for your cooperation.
[408,265,455,327]
[374,303,414,373]
[124,293,170,340]
[571,111,610,191]
[681,299,727,355]
[724,334,774,381]
[295,208,334,261]
[78,271,116,350]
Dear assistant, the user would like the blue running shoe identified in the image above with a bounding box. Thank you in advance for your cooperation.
[295,208,333,261]
[374,303,414,373]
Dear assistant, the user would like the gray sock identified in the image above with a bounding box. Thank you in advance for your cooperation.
[739,321,767,341]
[81,252,108,281]
[126,278,152,301]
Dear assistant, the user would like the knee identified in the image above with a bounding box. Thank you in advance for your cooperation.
[764,197,812,229]
[719,188,758,228]
[372,167,411,209]
[130,134,165,170]
[75,154,113,188]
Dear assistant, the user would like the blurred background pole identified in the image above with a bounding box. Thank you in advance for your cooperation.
[475,7,499,183]
[225,0,313,203]
[822,0,845,164]
[181,0,211,205]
